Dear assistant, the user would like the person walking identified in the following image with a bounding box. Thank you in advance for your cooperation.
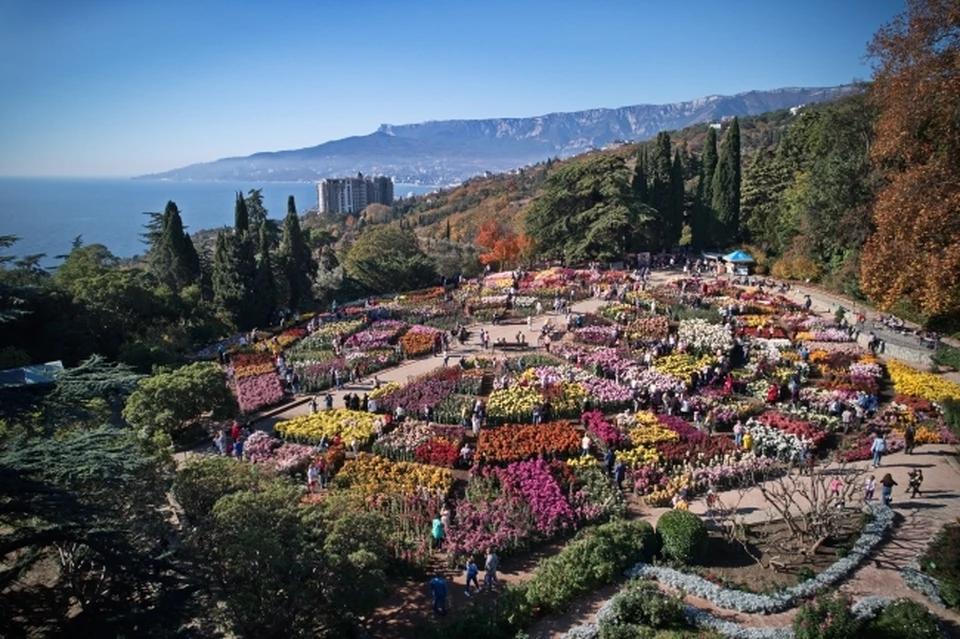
[870,432,886,467]
[904,424,916,455]
[880,473,897,506]
[733,420,744,448]
[483,549,500,591]
[429,575,448,616]
[581,433,591,457]
[829,476,844,508]
[603,447,615,476]
[614,460,626,491]
[908,469,924,498]
[464,557,480,597]
[431,516,445,549]
[864,475,876,502]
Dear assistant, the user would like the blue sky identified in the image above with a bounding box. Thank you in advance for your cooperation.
[0,0,904,177]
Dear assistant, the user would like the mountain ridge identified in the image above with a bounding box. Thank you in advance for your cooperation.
[139,85,857,185]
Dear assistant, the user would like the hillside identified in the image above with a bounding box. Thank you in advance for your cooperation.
[403,102,808,245]
[138,86,853,185]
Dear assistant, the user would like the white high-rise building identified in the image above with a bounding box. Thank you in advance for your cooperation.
[317,173,394,214]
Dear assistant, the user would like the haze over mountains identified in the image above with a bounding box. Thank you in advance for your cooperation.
[140,86,855,186]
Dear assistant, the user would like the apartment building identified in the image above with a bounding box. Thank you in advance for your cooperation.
[317,173,394,214]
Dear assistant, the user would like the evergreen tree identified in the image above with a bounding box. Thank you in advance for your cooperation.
[212,231,257,329]
[670,151,685,246]
[278,195,315,311]
[649,132,675,251]
[692,126,720,250]
[711,117,742,246]
[244,188,268,237]
[252,224,277,325]
[234,192,249,234]
[148,201,200,294]
[631,150,649,205]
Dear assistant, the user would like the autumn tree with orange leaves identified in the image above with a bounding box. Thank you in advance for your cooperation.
[860,0,960,319]
[475,220,534,271]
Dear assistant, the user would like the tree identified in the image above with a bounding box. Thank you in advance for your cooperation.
[244,188,268,236]
[860,0,960,317]
[122,361,236,439]
[146,201,201,294]
[0,428,177,635]
[278,195,315,311]
[648,132,677,251]
[252,224,277,325]
[234,191,249,234]
[692,126,719,249]
[212,230,257,329]
[524,154,656,262]
[341,225,436,293]
[711,117,742,246]
[631,150,649,205]
[172,456,263,521]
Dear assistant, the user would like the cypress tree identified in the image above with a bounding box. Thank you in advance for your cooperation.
[632,150,649,205]
[649,132,674,251]
[711,118,742,246]
[234,192,249,234]
[148,201,200,294]
[692,127,720,250]
[279,195,315,311]
[212,230,258,329]
[252,224,277,325]
[670,151,685,246]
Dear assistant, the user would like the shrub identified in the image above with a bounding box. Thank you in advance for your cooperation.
[792,592,862,639]
[172,456,262,520]
[864,598,942,639]
[933,345,960,371]
[922,521,960,608]
[608,579,688,630]
[656,510,708,565]
[525,519,657,614]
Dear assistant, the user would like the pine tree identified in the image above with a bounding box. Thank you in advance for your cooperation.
[252,225,277,326]
[711,118,742,246]
[234,192,249,234]
[278,195,315,311]
[245,189,268,237]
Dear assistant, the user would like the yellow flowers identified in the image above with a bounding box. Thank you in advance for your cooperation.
[487,384,541,417]
[333,453,453,497]
[566,456,600,469]
[629,425,680,446]
[888,360,960,402]
[654,354,716,380]
[616,446,659,466]
[275,409,378,444]
[370,382,400,399]
[644,472,692,507]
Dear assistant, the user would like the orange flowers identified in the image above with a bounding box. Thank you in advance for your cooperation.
[477,422,580,463]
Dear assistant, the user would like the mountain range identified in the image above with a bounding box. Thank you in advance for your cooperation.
[139,85,856,186]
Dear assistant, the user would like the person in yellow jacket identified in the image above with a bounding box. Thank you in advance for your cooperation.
[742,431,754,452]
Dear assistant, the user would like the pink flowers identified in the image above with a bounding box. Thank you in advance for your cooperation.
[244,430,314,472]
[582,410,628,449]
[235,373,284,413]
[499,458,576,537]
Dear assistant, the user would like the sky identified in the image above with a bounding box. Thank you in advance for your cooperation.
[0,0,905,178]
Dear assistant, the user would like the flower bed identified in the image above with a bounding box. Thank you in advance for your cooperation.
[679,318,732,354]
[235,372,284,413]
[623,505,895,614]
[477,422,581,463]
[293,319,366,350]
[372,420,464,461]
[332,453,453,497]
[275,408,378,443]
[581,410,627,449]
[626,315,670,340]
[888,360,960,402]
[573,325,620,346]
[399,324,443,357]
[231,352,276,379]
[244,430,314,472]
[343,319,408,350]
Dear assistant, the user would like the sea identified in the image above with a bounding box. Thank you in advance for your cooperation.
[0,177,439,266]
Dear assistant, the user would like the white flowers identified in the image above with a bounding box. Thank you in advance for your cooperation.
[679,319,733,354]
[744,421,803,462]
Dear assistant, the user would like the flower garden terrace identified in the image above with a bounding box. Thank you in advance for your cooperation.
[185,266,960,636]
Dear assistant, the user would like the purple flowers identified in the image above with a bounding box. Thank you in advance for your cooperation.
[582,410,628,449]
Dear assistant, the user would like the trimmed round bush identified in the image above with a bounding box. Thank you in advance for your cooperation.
[865,598,942,639]
[656,509,708,565]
